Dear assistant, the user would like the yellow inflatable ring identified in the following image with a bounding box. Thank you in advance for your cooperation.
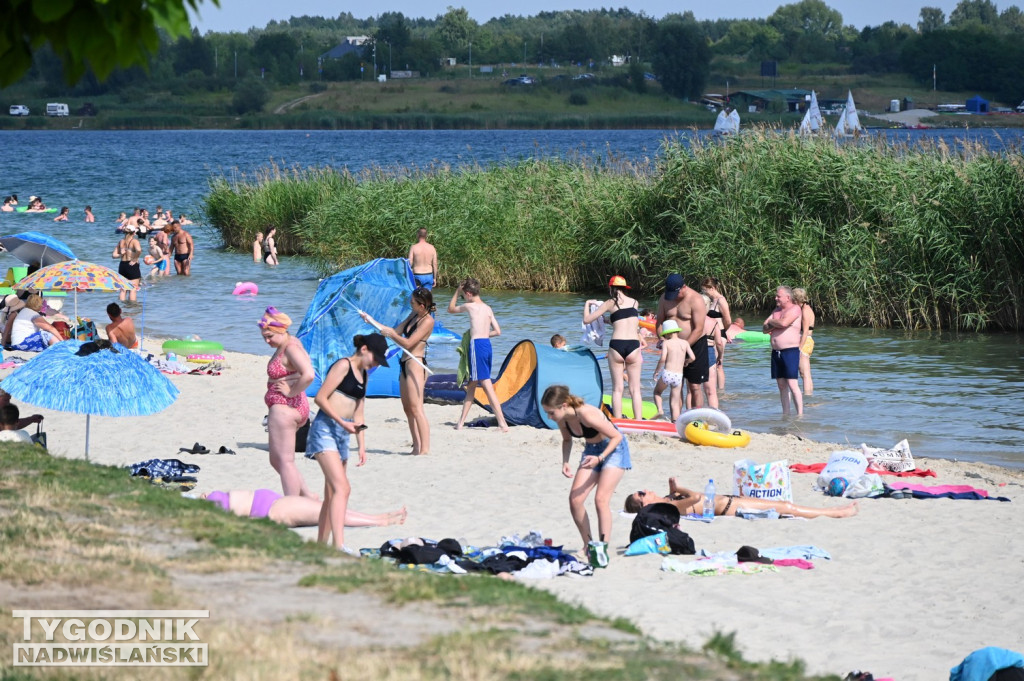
[684,420,751,448]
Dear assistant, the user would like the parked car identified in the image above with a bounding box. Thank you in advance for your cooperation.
[1017,100,1024,113]
[572,73,595,81]
[9,104,29,116]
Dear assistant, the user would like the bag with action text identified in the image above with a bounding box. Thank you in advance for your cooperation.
[733,458,793,501]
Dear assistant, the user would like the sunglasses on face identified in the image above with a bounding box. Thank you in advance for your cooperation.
[636,491,646,498]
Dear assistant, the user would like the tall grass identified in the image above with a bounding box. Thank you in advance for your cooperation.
[204,129,1024,330]
[634,131,1024,330]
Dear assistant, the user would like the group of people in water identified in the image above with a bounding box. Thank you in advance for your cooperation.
[111,208,197,302]
[586,273,815,423]
[245,226,838,558]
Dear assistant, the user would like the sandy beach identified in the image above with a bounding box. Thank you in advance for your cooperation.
[4,340,1022,680]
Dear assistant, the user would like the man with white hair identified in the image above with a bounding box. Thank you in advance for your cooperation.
[763,286,803,415]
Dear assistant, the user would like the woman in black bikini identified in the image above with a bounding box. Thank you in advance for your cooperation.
[701,277,733,393]
[363,287,435,456]
[624,478,858,518]
[308,333,390,553]
[542,384,631,550]
[583,275,644,419]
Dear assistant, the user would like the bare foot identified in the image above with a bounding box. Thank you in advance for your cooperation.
[414,451,429,456]
[833,501,859,518]
[454,424,464,431]
[499,425,510,433]
[386,507,408,525]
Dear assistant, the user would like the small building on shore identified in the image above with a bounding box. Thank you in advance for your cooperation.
[731,89,812,114]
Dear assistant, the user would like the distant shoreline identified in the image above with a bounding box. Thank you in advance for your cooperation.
[3,111,1023,132]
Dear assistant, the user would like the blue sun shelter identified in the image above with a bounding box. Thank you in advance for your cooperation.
[472,341,604,428]
[295,258,414,396]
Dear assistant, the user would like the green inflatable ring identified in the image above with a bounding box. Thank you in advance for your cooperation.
[602,394,659,420]
[162,339,224,355]
[15,207,57,213]
[735,330,771,343]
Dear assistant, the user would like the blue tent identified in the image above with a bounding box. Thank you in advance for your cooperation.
[472,341,603,429]
[966,95,989,113]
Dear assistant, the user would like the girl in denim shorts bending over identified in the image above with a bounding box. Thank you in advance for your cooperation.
[541,384,631,552]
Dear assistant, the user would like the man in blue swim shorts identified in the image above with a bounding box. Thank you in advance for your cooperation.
[448,277,509,432]
[763,286,804,415]
[408,228,438,290]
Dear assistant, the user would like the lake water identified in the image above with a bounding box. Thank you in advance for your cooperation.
[2,128,1022,468]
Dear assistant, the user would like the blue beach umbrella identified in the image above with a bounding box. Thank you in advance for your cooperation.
[0,231,76,268]
[295,258,415,395]
[0,340,179,459]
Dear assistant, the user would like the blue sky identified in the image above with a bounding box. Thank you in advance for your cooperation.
[191,1,966,33]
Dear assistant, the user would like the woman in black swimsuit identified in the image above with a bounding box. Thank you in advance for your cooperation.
[624,477,858,518]
[309,333,390,552]
[701,277,733,392]
[542,384,632,550]
[364,287,435,456]
[583,275,644,419]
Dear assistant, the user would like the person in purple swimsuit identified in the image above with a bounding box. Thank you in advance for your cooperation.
[201,489,407,528]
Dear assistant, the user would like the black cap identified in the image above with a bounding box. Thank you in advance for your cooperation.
[362,333,390,367]
[665,273,684,300]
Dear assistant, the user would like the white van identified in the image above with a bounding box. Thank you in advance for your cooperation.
[46,103,69,117]
[8,104,29,116]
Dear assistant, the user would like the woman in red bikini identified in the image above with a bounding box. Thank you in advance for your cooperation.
[260,307,316,498]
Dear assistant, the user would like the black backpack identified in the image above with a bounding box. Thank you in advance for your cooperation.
[630,502,696,555]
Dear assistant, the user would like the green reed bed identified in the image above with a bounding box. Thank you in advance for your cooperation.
[293,158,649,291]
[634,131,1024,329]
[204,129,1024,330]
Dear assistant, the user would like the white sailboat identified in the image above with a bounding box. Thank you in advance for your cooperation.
[799,90,824,136]
[834,90,865,138]
[713,106,740,136]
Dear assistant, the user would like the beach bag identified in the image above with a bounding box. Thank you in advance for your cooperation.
[819,450,868,483]
[73,318,98,341]
[861,439,915,472]
[629,503,695,555]
[624,531,671,556]
[30,423,47,449]
[294,420,310,453]
[733,458,793,501]
[51,320,73,340]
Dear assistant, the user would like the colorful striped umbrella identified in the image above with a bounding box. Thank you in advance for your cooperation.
[13,259,137,319]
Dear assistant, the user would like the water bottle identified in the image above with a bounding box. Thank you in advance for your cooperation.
[703,478,716,521]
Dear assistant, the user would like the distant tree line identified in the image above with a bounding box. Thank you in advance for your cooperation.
[6,0,1024,110]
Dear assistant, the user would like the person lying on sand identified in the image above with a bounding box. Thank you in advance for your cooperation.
[624,477,858,519]
[201,489,407,528]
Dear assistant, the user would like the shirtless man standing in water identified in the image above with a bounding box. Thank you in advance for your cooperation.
[169,220,194,276]
[408,228,438,290]
[656,273,708,409]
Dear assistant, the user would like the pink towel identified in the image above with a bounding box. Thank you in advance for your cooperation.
[888,482,990,497]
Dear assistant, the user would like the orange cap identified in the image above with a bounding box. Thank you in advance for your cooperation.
[608,275,630,289]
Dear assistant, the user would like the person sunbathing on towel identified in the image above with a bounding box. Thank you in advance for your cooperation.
[624,477,859,519]
[201,489,407,528]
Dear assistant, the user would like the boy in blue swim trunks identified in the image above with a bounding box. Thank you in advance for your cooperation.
[448,277,510,432]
